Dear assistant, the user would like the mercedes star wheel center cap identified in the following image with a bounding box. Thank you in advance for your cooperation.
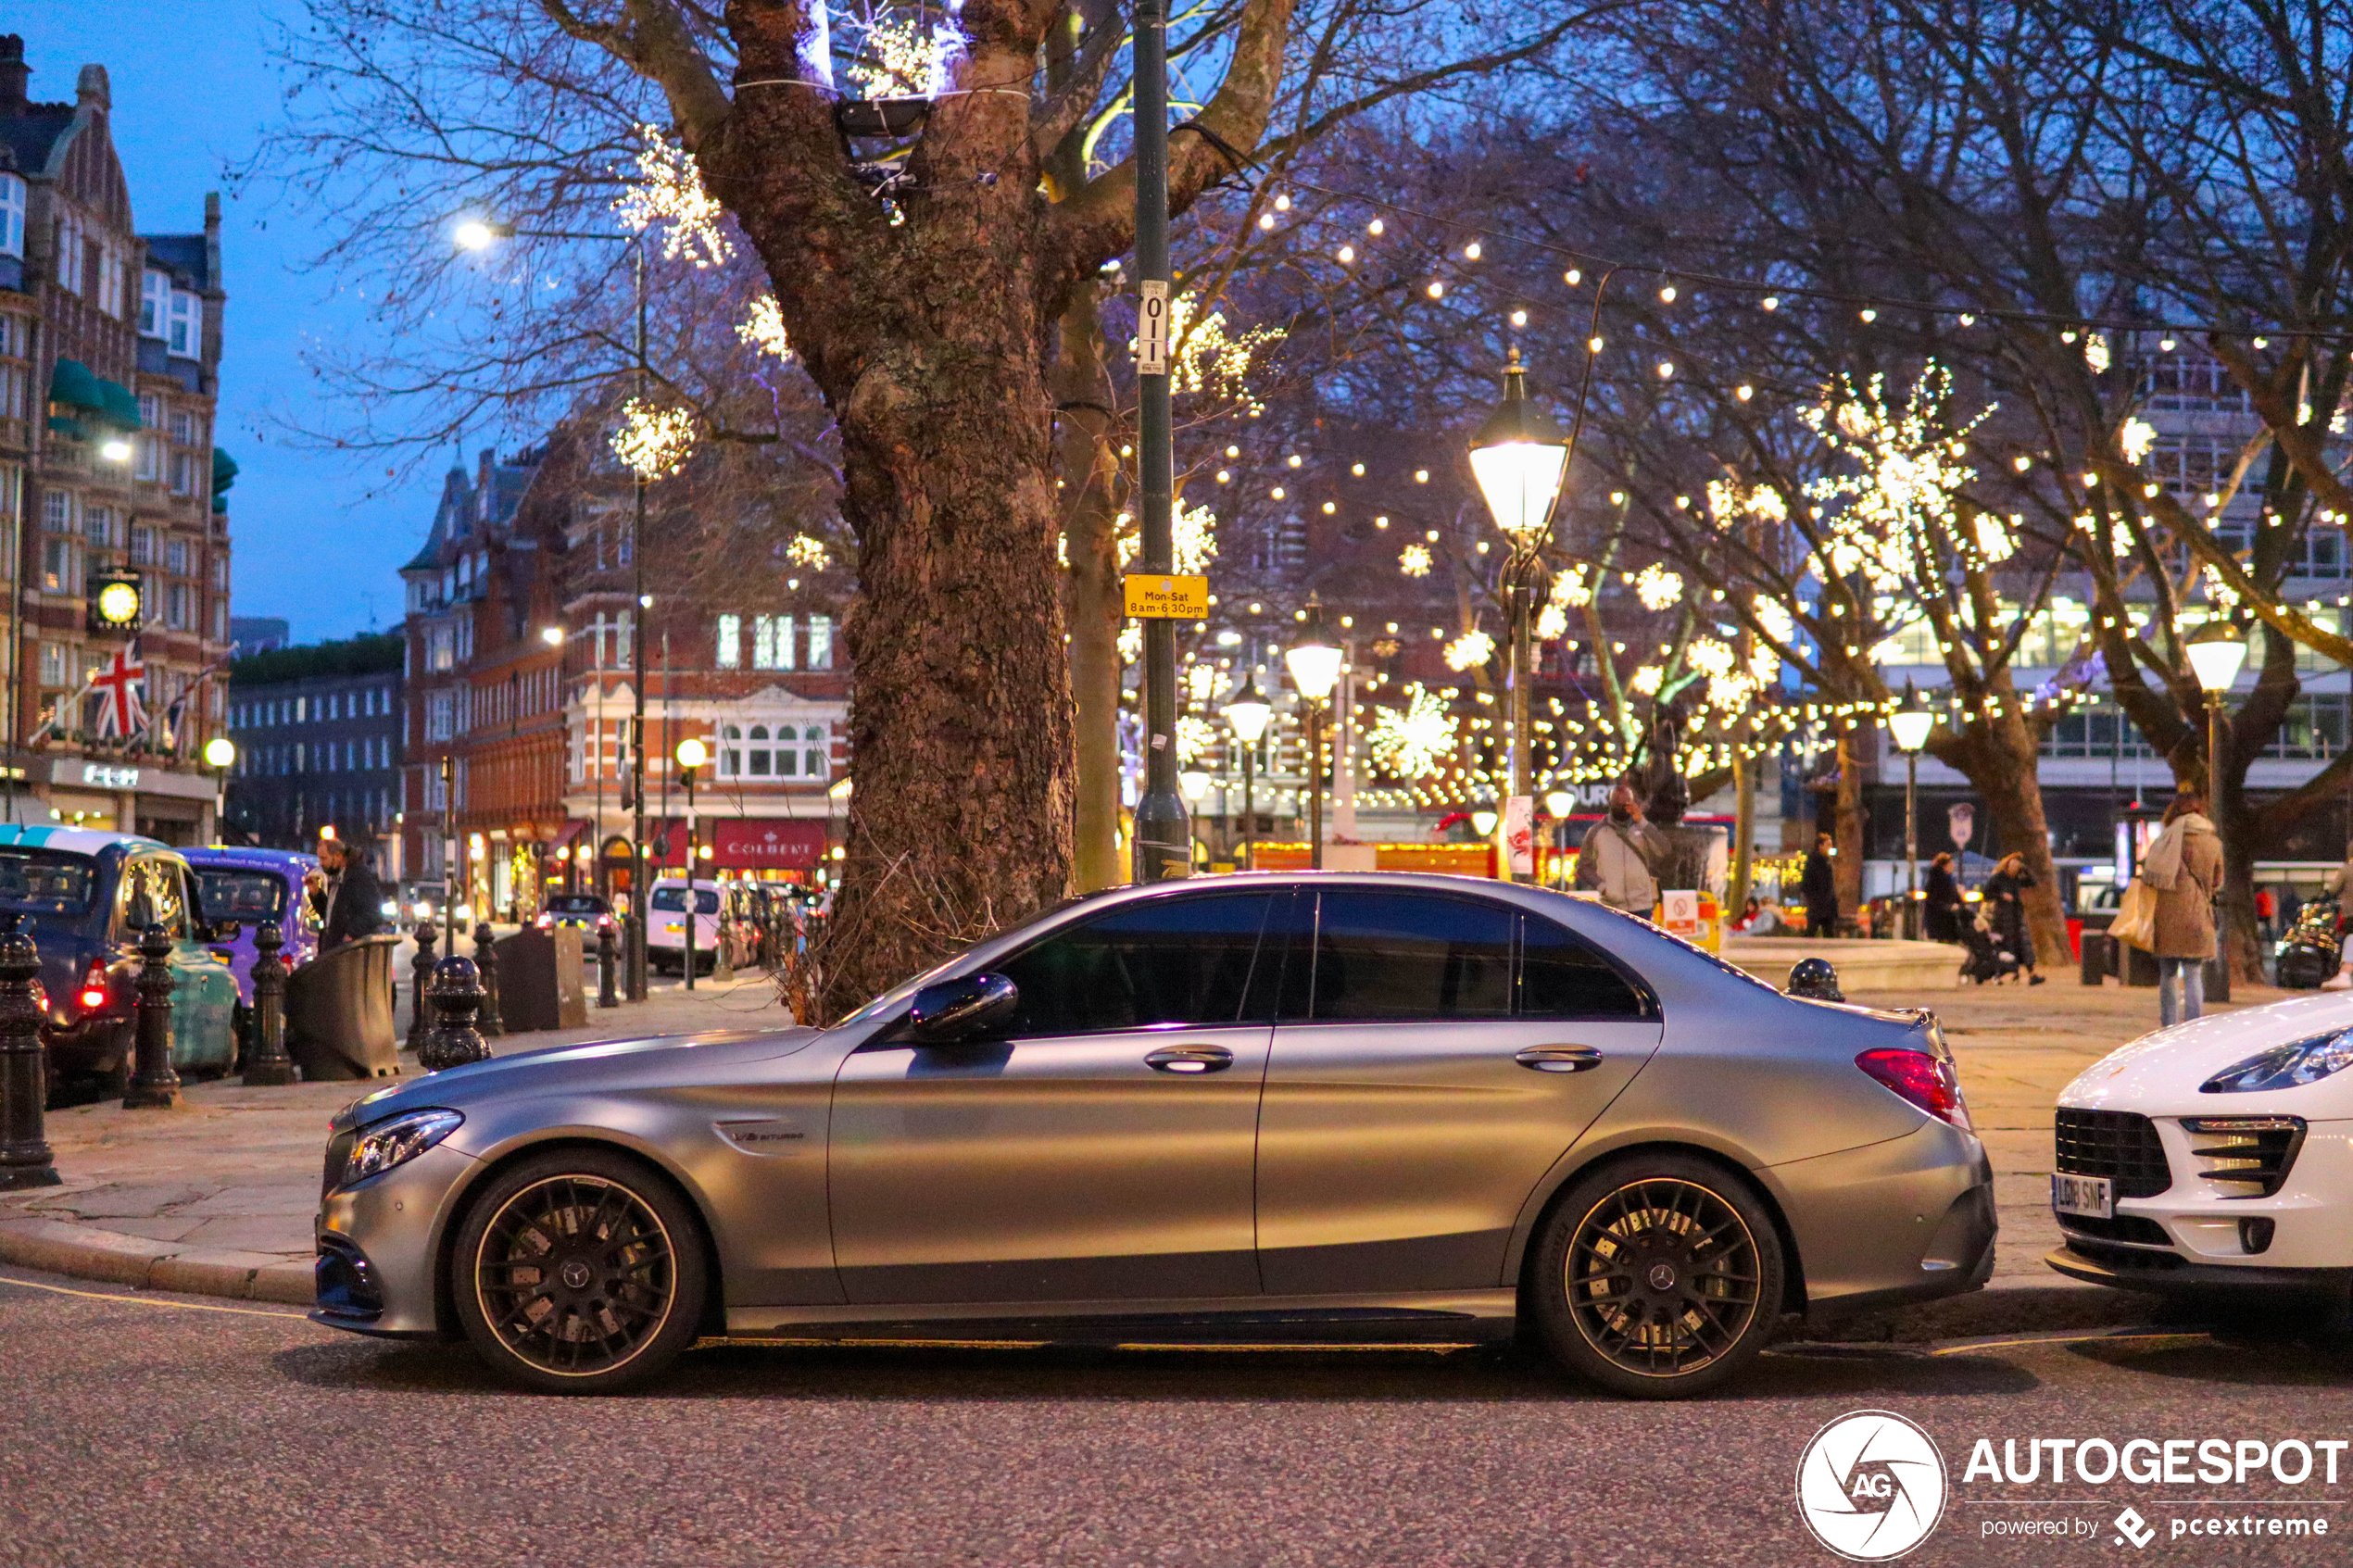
[560,1260,593,1291]
[1646,1262,1678,1293]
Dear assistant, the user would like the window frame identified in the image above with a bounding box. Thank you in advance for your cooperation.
[982,886,1286,1040]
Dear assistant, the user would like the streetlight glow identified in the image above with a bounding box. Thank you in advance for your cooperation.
[100,437,132,462]
[540,625,564,646]
[1285,596,1343,702]
[202,736,236,770]
[675,736,709,771]
[1467,349,1570,545]
[1888,707,1936,753]
[1220,671,1273,744]
[2186,628,2248,694]
[454,219,514,251]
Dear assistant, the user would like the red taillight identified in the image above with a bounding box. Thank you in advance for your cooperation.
[78,958,110,1014]
[535,912,553,930]
[1855,1047,1972,1131]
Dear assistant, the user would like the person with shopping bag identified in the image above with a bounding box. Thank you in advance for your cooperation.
[2112,792,2224,1026]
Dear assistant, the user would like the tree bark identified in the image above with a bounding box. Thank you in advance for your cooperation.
[1942,708,2071,972]
[1833,725,1863,934]
[1053,285,1126,893]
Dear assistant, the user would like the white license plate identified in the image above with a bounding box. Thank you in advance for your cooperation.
[663,922,684,934]
[2051,1173,2114,1219]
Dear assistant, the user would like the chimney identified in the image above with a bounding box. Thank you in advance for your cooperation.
[0,37,28,119]
[75,63,109,113]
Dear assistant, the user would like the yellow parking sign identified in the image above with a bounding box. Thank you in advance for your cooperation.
[1123,573,1209,618]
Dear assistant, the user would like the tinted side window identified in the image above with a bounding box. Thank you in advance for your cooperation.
[1305,891,1515,1021]
[1520,914,1652,1020]
[996,892,1276,1036]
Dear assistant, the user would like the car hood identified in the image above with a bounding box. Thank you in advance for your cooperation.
[333,1026,824,1132]
[2059,991,2353,1119]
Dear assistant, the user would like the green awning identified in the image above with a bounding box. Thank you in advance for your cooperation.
[96,380,141,432]
[47,358,104,411]
[211,448,238,512]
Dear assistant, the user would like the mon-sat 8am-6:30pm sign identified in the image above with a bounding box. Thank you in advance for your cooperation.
[1124,573,1209,618]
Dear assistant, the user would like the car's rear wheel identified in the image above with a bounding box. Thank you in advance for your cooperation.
[1529,1154,1784,1399]
[451,1148,708,1394]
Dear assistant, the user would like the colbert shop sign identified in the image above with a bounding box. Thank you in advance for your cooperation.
[712,819,827,870]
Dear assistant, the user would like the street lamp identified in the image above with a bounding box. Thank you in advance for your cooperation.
[1221,671,1273,870]
[203,735,235,840]
[2187,622,2248,820]
[459,216,652,1001]
[1888,682,1936,938]
[675,735,707,990]
[1285,596,1343,870]
[540,625,564,646]
[1468,349,1570,879]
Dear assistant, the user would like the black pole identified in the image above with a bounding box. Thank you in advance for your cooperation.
[629,237,651,1002]
[407,921,437,1052]
[1240,744,1255,870]
[682,768,698,991]
[242,920,298,1086]
[0,915,57,1190]
[1308,705,1324,871]
[596,921,619,1009]
[473,921,504,1037]
[122,923,182,1110]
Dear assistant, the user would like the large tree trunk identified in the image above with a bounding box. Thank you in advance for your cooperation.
[1944,710,2071,972]
[1051,286,1126,893]
[1833,725,1864,933]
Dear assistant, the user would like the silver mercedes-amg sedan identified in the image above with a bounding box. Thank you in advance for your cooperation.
[313,873,1994,1398]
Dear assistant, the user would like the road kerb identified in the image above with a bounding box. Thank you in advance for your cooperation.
[0,1216,311,1305]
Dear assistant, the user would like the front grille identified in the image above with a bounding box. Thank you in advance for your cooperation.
[2055,1109,2171,1198]
[2057,1212,2172,1248]
[2182,1117,2306,1198]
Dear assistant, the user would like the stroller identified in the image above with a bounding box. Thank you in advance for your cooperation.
[1956,909,2022,985]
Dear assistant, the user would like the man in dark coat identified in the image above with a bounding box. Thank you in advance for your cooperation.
[1801,832,1840,937]
[306,837,388,949]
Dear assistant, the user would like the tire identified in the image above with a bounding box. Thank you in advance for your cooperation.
[1527,1153,1785,1399]
[450,1148,710,1394]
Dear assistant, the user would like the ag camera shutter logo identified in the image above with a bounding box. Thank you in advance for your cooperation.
[1795,1410,1949,1561]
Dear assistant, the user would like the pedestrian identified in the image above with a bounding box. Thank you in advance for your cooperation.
[1801,831,1839,937]
[304,836,388,951]
[2142,791,2224,1024]
[1576,783,1659,920]
[1922,852,1966,943]
[1981,852,2045,985]
[2255,885,2276,942]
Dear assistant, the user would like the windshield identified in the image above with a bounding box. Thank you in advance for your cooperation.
[547,896,605,914]
[0,847,99,917]
[196,868,287,922]
[651,887,719,914]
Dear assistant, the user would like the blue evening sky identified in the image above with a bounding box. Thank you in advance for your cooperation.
[23,4,435,644]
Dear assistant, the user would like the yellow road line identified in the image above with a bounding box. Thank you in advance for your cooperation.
[0,1270,311,1321]
[1930,1330,2212,1357]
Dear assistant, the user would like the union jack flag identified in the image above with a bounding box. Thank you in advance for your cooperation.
[90,641,146,742]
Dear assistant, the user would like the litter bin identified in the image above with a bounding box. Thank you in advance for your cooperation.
[493,926,587,1034]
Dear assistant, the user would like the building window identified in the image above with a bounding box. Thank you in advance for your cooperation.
[82,507,110,549]
[129,526,154,566]
[41,490,69,533]
[40,537,71,595]
[38,644,63,687]
[426,691,454,741]
[752,614,795,671]
[167,291,200,357]
[803,724,830,779]
[170,410,195,445]
[136,436,164,483]
[428,627,454,672]
[54,211,82,293]
[167,583,191,630]
[0,174,23,259]
[138,393,162,428]
[139,271,169,337]
[809,614,834,671]
[0,363,22,423]
[715,613,740,668]
[97,249,125,317]
[166,539,190,576]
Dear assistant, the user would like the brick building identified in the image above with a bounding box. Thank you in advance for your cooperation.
[223,633,403,853]
[0,38,233,842]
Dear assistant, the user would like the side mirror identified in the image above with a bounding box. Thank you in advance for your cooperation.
[903,972,1019,1046]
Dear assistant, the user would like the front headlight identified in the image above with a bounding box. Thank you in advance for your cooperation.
[340,1109,463,1187]
[2203,1029,2353,1094]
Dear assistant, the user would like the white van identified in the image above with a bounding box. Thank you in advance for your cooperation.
[646,878,723,974]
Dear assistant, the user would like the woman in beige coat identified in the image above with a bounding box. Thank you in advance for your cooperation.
[2144,792,2225,1027]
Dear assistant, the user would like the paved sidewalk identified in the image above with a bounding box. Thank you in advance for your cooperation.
[0,965,2284,1325]
[0,971,789,1302]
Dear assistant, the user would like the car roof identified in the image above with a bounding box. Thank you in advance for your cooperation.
[0,823,169,858]
[182,847,318,874]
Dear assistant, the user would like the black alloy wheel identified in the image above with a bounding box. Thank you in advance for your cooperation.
[452,1148,708,1394]
[1529,1154,1783,1399]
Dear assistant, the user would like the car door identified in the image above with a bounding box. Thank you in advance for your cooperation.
[828,889,1284,1306]
[117,857,235,1072]
[1255,889,1665,1296]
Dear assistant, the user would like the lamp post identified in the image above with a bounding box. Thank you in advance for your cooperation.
[202,735,235,842]
[1468,351,1570,881]
[2187,624,2248,975]
[1285,597,1343,870]
[459,218,651,999]
[675,735,706,991]
[1221,671,1272,871]
[1887,683,1936,940]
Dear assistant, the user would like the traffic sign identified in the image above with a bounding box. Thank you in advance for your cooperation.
[1123,572,1208,618]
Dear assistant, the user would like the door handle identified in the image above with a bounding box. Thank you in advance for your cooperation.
[1516,1045,1604,1073]
[1145,1046,1234,1074]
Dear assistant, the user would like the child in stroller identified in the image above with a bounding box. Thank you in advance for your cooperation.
[1956,909,2021,984]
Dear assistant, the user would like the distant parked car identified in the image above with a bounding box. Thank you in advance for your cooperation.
[0,826,240,1098]
[183,847,321,1012]
[536,892,613,938]
[646,877,722,974]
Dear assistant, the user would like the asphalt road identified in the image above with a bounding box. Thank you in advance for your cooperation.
[5,1266,2352,1568]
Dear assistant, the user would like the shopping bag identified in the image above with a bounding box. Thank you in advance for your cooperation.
[2109,878,2158,952]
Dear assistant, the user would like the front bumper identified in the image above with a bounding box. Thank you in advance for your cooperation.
[312,1140,480,1339]
[2045,1244,2349,1296]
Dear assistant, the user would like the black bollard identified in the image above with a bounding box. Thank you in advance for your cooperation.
[597,922,619,1010]
[407,922,437,1053]
[242,921,299,1086]
[420,955,491,1072]
[122,923,182,1110]
[473,922,505,1039]
[0,915,59,1190]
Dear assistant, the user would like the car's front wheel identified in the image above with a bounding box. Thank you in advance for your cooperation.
[1529,1153,1785,1399]
[451,1148,709,1394]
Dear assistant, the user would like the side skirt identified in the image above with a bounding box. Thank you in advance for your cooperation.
[720,1290,1520,1347]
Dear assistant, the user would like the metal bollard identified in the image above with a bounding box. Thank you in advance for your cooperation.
[420,955,491,1072]
[597,922,619,1009]
[625,913,647,1001]
[241,921,299,1086]
[122,923,182,1110]
[0,915,59,1190]
[473,922,505,1038]
[407,922,437,1052]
